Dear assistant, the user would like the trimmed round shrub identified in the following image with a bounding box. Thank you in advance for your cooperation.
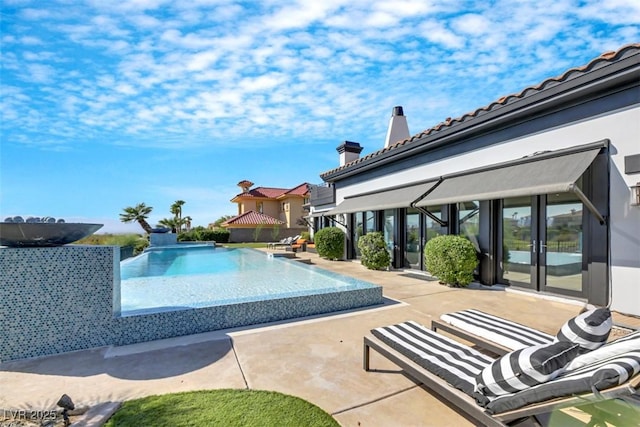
[357,232,391,270]
[314,227,345,260]
[424,234,478,287]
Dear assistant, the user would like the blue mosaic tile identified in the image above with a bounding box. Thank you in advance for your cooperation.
[0,246,383,361]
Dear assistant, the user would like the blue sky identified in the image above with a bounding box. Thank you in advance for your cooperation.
[1,1,639,234]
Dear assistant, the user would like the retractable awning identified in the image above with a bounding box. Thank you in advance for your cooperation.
[327,181,434,216]
[413,145,606,224]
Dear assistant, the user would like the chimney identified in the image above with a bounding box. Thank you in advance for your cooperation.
[384,106,410,148]
[336,141,363,166]
[237,180,254,193]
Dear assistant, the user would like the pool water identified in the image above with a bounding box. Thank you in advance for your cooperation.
[120,246,381,315]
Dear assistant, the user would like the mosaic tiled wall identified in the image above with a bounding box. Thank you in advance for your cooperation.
[1,246,383,362]
[0,246,119,362]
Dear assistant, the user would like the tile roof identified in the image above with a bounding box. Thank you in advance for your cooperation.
[221,211,284,226]
[320,42,640,179]
[280,182,310,197]
[233,183,310,200]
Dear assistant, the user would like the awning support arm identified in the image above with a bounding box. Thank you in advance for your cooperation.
[414,206,448,227]
[323,215,350,231]
[459,208,480,225]
[411,178,448,227]
[568,184,606,225]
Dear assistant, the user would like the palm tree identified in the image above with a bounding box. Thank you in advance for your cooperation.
[120,203,153,234]
[158,217,179,233]
[170,200,185,232]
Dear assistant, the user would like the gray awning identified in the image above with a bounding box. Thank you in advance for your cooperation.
[328,181,434,216]
[414,148,601,207]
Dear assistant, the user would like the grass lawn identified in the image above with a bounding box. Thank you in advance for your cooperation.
[222,242,268,249]
[104,389,339,427]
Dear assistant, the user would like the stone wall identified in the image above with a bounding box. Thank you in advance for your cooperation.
[228,227,307,243]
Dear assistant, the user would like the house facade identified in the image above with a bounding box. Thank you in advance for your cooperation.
[309,43,640,317]
[223,180,310,242]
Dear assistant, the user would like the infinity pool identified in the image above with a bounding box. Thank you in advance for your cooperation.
[120,245,383,315]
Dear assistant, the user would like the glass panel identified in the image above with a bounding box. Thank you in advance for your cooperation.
[365,211,375,234]
[502,197,533,287]
[383,209,395,263]
[405,208,420,269]
[458,201,480,251]
[354,212,364,258]
[423,206,445,274]
[425,206,444,242]
[544,193,583,292]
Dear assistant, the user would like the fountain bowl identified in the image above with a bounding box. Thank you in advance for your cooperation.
[0,223,104,247]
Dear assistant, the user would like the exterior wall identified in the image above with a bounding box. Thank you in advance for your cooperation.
[262,200,280,218]
[228,226,295,243]
[286,197,306,228]
[0,245,382,361]
[331,105,640,315]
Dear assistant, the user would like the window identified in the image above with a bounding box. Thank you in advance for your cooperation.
[257,202,263,214]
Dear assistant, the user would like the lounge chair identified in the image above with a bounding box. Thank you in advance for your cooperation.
[268,235,300,250]
[431,308,616,356]
[364,321,640,426]
[431,309,555,355]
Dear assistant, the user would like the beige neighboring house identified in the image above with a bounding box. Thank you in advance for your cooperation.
[221,180,310,242]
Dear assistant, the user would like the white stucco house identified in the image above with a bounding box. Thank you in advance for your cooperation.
[309,43,640,317]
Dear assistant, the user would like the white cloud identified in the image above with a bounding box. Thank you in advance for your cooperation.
[2,0,639,155]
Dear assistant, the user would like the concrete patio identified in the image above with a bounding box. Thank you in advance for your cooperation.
[2,250,639,426]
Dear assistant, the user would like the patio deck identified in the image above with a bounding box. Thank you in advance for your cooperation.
[2,250,638,426]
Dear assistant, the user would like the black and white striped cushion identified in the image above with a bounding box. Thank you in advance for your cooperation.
[371,321,493,396]
[440,309,554,350]
[555,307,612,353]
[474,341,580,398]
[566,330,640,371]
[484,350,640,414]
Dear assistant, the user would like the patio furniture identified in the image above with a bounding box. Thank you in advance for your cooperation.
[268,235,300,250]
[432,309,555,355]
[290,238,307,252]
[432,307,614,356]
[364,321,640,426]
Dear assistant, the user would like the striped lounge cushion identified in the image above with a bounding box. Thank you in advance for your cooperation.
[371,321,494,396]
[474,341,580,401]
[565,330,640,371]
[484,350,640,414]
[555,307,612,353]
[440,309,554,350]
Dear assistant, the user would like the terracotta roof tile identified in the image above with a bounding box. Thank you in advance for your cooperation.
[221,211,284,226]
[233,183,309,200]
[320,42,640,179]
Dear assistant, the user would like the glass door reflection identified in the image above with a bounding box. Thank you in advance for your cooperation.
[502,197,533,288]
[405,208,420,269]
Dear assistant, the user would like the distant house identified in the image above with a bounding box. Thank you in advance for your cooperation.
[222,180,310,242]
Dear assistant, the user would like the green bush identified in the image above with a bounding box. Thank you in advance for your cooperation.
[104,234,148,255]
[357,232,391,270]
[300,231,311,242]
[314,227,345,260]
[424,235,478,287]
[178,228,230,243]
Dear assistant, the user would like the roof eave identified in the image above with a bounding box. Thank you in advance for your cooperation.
[321,49,640,182]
